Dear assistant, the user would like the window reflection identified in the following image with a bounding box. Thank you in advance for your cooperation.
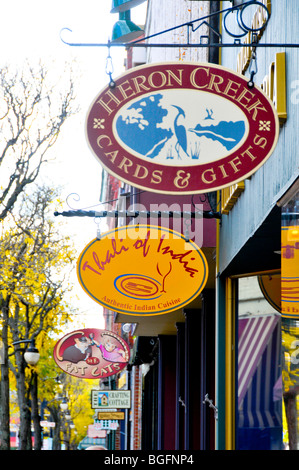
[237,275,282,450]
[281,189,299,450]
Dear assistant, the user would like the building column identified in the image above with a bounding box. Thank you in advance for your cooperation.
[200,289,216,450]
[215,274,238,450]
[141,361,158,450]
[130,365,142,450]
[175,322,185,450]
[184,308,202,450]
[157,335,177,450]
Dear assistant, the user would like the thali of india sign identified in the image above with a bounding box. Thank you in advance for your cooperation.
[86,62,279,195]
[77,225,208,316]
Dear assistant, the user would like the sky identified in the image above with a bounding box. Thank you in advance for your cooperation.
[0,1,147,328]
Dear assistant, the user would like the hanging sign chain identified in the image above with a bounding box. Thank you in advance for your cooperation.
[247,33,258,88]
[94,216,102,240]
[183,218,191,242]
[106,40,116,89]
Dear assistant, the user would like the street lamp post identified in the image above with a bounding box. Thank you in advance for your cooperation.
[61,407,72,450]
[12,339,41,449]
[24,340,40,366]
[12,339,40,366]
[60,396,68,411]
[44,394,70,450]
[40,380,76,450]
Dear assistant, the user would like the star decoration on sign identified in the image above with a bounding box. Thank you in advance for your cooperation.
[259,121,271,131]
[93,118,105,129]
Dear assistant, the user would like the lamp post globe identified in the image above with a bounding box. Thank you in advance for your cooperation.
[60,397,68,411]
[24,341,40,366]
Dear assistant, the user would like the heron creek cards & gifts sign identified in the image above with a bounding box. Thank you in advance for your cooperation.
[77,225,209,316]
[53,328,130,379]
[86,62,279,195]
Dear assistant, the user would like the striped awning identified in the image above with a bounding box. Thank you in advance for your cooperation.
[77,436,107,450]
[238,314,282,428]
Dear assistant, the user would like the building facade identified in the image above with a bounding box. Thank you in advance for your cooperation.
[216,0,299,450]
[98,0,298,450]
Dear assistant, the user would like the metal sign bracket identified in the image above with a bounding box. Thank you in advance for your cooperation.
[60,1,299,50]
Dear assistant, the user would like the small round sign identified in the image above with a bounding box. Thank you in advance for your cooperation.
[86,62,279,194]
[77,225,209,316]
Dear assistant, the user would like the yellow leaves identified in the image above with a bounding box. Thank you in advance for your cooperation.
[282,369,294,393]
[36,330,47,349]
[24,237,34,245]
[0,288,9,301]
[282,324,299,393]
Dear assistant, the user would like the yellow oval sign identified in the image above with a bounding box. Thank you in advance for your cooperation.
[77,225,208,316]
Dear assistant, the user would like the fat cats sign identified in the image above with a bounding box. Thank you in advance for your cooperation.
[77,225,208,316]
[86,62,279,194]
[53,328,130,379]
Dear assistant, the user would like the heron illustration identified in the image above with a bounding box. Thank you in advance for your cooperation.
[172,105,188,159]
[204,108,214,120]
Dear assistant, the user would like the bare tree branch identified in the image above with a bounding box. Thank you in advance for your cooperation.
[0,61,77,221]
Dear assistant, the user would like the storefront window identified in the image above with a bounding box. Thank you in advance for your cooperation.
[237,275,282,450]
[281,189,299,450]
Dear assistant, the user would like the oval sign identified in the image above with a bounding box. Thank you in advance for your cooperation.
[258,273,281,313]
[53,328,130,379]
[77,225,209,316]
[86,62,279,194]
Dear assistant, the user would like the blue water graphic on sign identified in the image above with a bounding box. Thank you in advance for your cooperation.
[115,92,246,162]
